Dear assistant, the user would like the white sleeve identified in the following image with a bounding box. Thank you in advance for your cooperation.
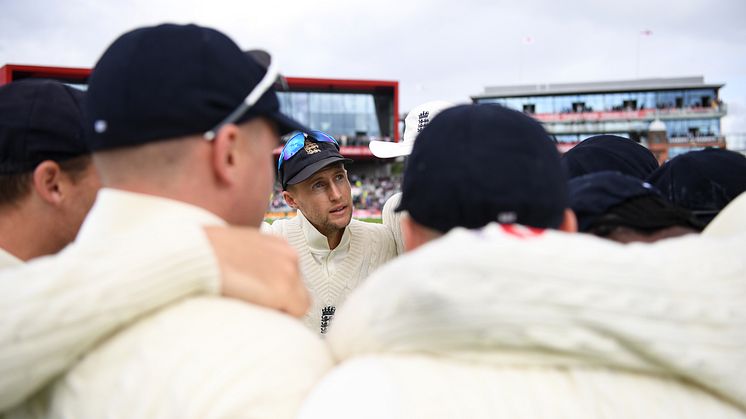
[382,192,404,255]
[0,225,220,412]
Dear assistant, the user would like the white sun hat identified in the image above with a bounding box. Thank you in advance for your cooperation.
[369,100,453,159]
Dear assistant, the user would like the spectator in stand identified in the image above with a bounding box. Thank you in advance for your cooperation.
[562,134,659,180]
[647,148,746,226]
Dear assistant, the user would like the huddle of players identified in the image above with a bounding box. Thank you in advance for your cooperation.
[1,22,745,419]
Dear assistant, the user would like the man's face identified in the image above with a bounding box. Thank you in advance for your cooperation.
[283,163,353,236]
[233,118,280,227]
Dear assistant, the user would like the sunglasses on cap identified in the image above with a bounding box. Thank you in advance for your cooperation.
[203,50,287,141]
[277,130,340,170]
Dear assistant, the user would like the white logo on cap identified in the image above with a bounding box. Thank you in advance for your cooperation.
[497,212,517,224]
[417,111,430,133]
[94,120,108,134]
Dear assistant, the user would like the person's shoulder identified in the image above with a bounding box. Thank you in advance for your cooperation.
[51,297,333,418]
[263,215,301,236]
[349,219,396,250]
[118,296,327,354]
[349,218,390,235]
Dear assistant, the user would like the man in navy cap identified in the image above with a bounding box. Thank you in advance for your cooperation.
[0,79,100,267]
[265,130,396,334]
[394,104,577,251]
[647,148,746,226]
[568,171,702,243]
[6,24,333,419]
[562,134,660,180]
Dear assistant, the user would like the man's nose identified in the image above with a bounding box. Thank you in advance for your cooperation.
[328,182,342,201]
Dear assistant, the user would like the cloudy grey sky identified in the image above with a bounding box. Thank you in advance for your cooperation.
[2,0,745,135]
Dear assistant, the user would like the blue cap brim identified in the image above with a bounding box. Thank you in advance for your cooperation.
[285,156,353,188]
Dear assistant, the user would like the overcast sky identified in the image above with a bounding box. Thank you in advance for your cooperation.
[2,0,745,136]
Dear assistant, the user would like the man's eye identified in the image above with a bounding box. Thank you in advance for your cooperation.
[312,182,324,190]
[335,174,344,181]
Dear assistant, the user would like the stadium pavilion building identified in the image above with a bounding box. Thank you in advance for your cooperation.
[471,76,727,162]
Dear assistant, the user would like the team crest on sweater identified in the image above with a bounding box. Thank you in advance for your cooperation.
[320,305,336,334]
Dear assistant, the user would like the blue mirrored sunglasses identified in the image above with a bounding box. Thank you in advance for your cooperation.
[277,130,340,170]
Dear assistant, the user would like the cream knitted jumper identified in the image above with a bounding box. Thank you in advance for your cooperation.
[381,192,405,255]
[300,224,746,418]
[704,191,746,237]
[0,248,22,269]
[264,212,396,333]
[0,190,220,414]
[4,190,333,419]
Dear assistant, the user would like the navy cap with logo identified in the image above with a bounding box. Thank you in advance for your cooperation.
[562,134,659,180]
[647,148,746,225]
[85,23,307,151]
[569,171,660,231]
[0,79,89,175]
[396,103,568,232]
[278,130,352,190]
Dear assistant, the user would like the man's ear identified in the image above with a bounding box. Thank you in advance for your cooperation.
[559,208,578,233]
[32,160,64,206]
[282,190,299,209]
[211,123,240,185]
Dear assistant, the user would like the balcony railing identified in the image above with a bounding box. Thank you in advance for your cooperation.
[531,105,727,123]
[667,136,726,145]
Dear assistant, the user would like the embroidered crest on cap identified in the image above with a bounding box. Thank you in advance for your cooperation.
[304,139,320,155]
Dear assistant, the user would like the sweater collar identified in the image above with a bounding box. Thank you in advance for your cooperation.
[0,247,23,268]
[298,210,351,253]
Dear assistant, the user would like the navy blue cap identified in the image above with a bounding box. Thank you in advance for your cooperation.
[569,171,661,231]
[0,79,89,174]
[279,132,352,190]
[85,23,307,151]
[562,135,659,180]
[397,104,568,232]
[647,148,746,224]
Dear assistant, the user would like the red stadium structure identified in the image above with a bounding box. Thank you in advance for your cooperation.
[0,64,399,161]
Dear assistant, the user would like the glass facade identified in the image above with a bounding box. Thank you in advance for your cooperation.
[476,88,719,114]
[664,118,720,137]
[477,87,723,144]
[278,91,390,142]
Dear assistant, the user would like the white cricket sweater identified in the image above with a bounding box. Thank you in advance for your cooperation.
[264,212,397,333]
[0,247,22,269]
[4,189,333,419]
[704,191,746,237]
[0,189,221,414]
[381,192,405,255]
[301,224,746,417]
